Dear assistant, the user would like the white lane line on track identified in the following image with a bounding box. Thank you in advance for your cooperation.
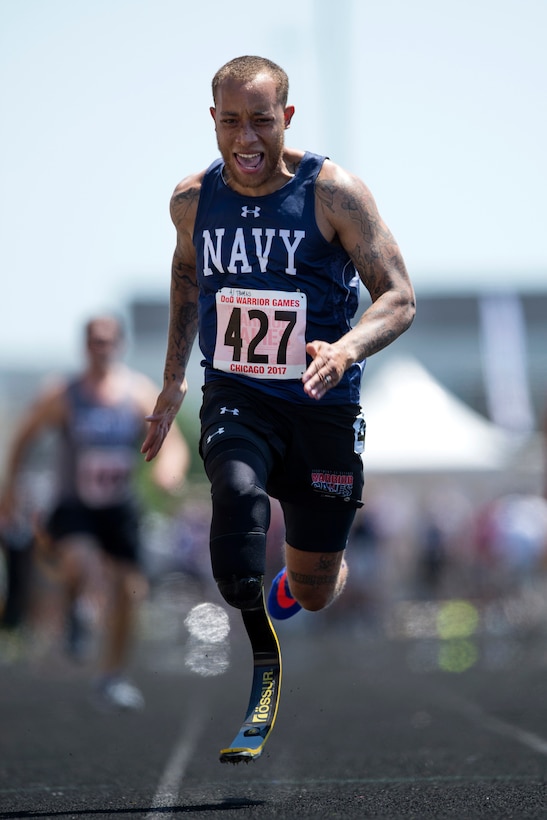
[447,693,547,756]
[146,702,206,819]
[476,711,547,756]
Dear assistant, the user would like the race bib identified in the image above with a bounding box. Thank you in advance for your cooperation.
[214,288,307,379]
[76,447,134,507]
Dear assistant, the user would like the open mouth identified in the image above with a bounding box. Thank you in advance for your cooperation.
[235,152,264,172]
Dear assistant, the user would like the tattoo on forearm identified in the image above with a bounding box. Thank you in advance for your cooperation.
[164,299,198,383]
[172,257,198,287]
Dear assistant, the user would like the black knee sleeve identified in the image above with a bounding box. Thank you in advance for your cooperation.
[216,574,263,610]
[205,443,271,582]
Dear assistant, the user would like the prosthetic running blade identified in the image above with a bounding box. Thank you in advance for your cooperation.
[219,593,282,764]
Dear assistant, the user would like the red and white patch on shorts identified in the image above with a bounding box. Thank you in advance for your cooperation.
[310,470,354,498]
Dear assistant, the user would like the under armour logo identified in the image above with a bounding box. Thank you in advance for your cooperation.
[220,406,240,416]
[206,427,225,444]
[241,205,261,218]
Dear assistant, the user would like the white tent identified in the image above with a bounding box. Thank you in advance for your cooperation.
[360,357,516,473]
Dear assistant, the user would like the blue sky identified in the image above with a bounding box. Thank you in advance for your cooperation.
[1,0,546,368]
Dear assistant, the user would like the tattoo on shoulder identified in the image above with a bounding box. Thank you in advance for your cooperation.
[285,158,301,175]
[317,177,392,243]
[171,186,200,222]
[316,178,337,214]
[340,187,376,240]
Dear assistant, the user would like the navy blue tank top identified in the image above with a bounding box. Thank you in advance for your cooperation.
[193,151,365,405]
[58,379,143,507]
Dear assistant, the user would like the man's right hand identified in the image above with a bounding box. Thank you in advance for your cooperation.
[141,382,186,462]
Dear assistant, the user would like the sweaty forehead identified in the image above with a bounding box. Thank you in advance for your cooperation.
[215,74,280,111]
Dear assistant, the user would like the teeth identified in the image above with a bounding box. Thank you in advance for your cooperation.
[238,153,261,159]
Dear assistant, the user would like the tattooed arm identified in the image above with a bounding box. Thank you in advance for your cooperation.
[142,173,202,461]
[302,159,416,400]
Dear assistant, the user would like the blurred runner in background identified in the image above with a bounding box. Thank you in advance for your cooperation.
[0,314,190,709]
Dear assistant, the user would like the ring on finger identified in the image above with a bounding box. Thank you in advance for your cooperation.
[324,374,332,385]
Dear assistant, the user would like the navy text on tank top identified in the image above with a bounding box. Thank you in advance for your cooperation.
[193,152,366,405]
[59,379,143,507]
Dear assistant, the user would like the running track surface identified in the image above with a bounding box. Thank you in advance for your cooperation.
[1,593,547,819]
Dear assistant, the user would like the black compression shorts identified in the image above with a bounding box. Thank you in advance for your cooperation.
[46,497,142,564]
[199,379,365,552]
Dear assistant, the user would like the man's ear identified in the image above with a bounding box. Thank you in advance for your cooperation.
[284,105,295,129]
[210,107,216,122]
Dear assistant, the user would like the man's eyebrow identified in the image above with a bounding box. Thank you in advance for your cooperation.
[218,108,272,116]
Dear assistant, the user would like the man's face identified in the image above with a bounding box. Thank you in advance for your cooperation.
[210,73,294,196]
[86,319,122,368]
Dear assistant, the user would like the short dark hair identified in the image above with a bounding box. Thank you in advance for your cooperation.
[212,56,289,107]
[85,314,125,344]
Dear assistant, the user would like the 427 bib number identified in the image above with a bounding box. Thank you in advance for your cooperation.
[214,288,307,379]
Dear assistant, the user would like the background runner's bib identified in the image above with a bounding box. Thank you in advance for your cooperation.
[57,379,143,507]
[75,447,134,507]
[213,288,307,379]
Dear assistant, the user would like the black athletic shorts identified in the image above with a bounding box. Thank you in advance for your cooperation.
[46,497,142,564]
[199,379,365,552]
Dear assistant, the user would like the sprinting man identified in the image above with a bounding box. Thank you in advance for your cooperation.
[142,55,415,625]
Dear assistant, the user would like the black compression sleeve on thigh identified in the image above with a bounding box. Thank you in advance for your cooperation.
[283,500,358,553]
[206,443,271,580]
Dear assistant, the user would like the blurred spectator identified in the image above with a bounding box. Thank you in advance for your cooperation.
[418,517,447,595]
[342,505,381,622]
[416,485,474,598]
[488,494,547,575]
[0,521,33,630]
[543,399,547,501]
[366,482,419,605]
[0,315,190,709]
[474,493,547,595]
[0,468,53,630]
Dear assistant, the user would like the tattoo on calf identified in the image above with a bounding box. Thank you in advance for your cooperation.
[290,571,338,588]
[315,554,337,571]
